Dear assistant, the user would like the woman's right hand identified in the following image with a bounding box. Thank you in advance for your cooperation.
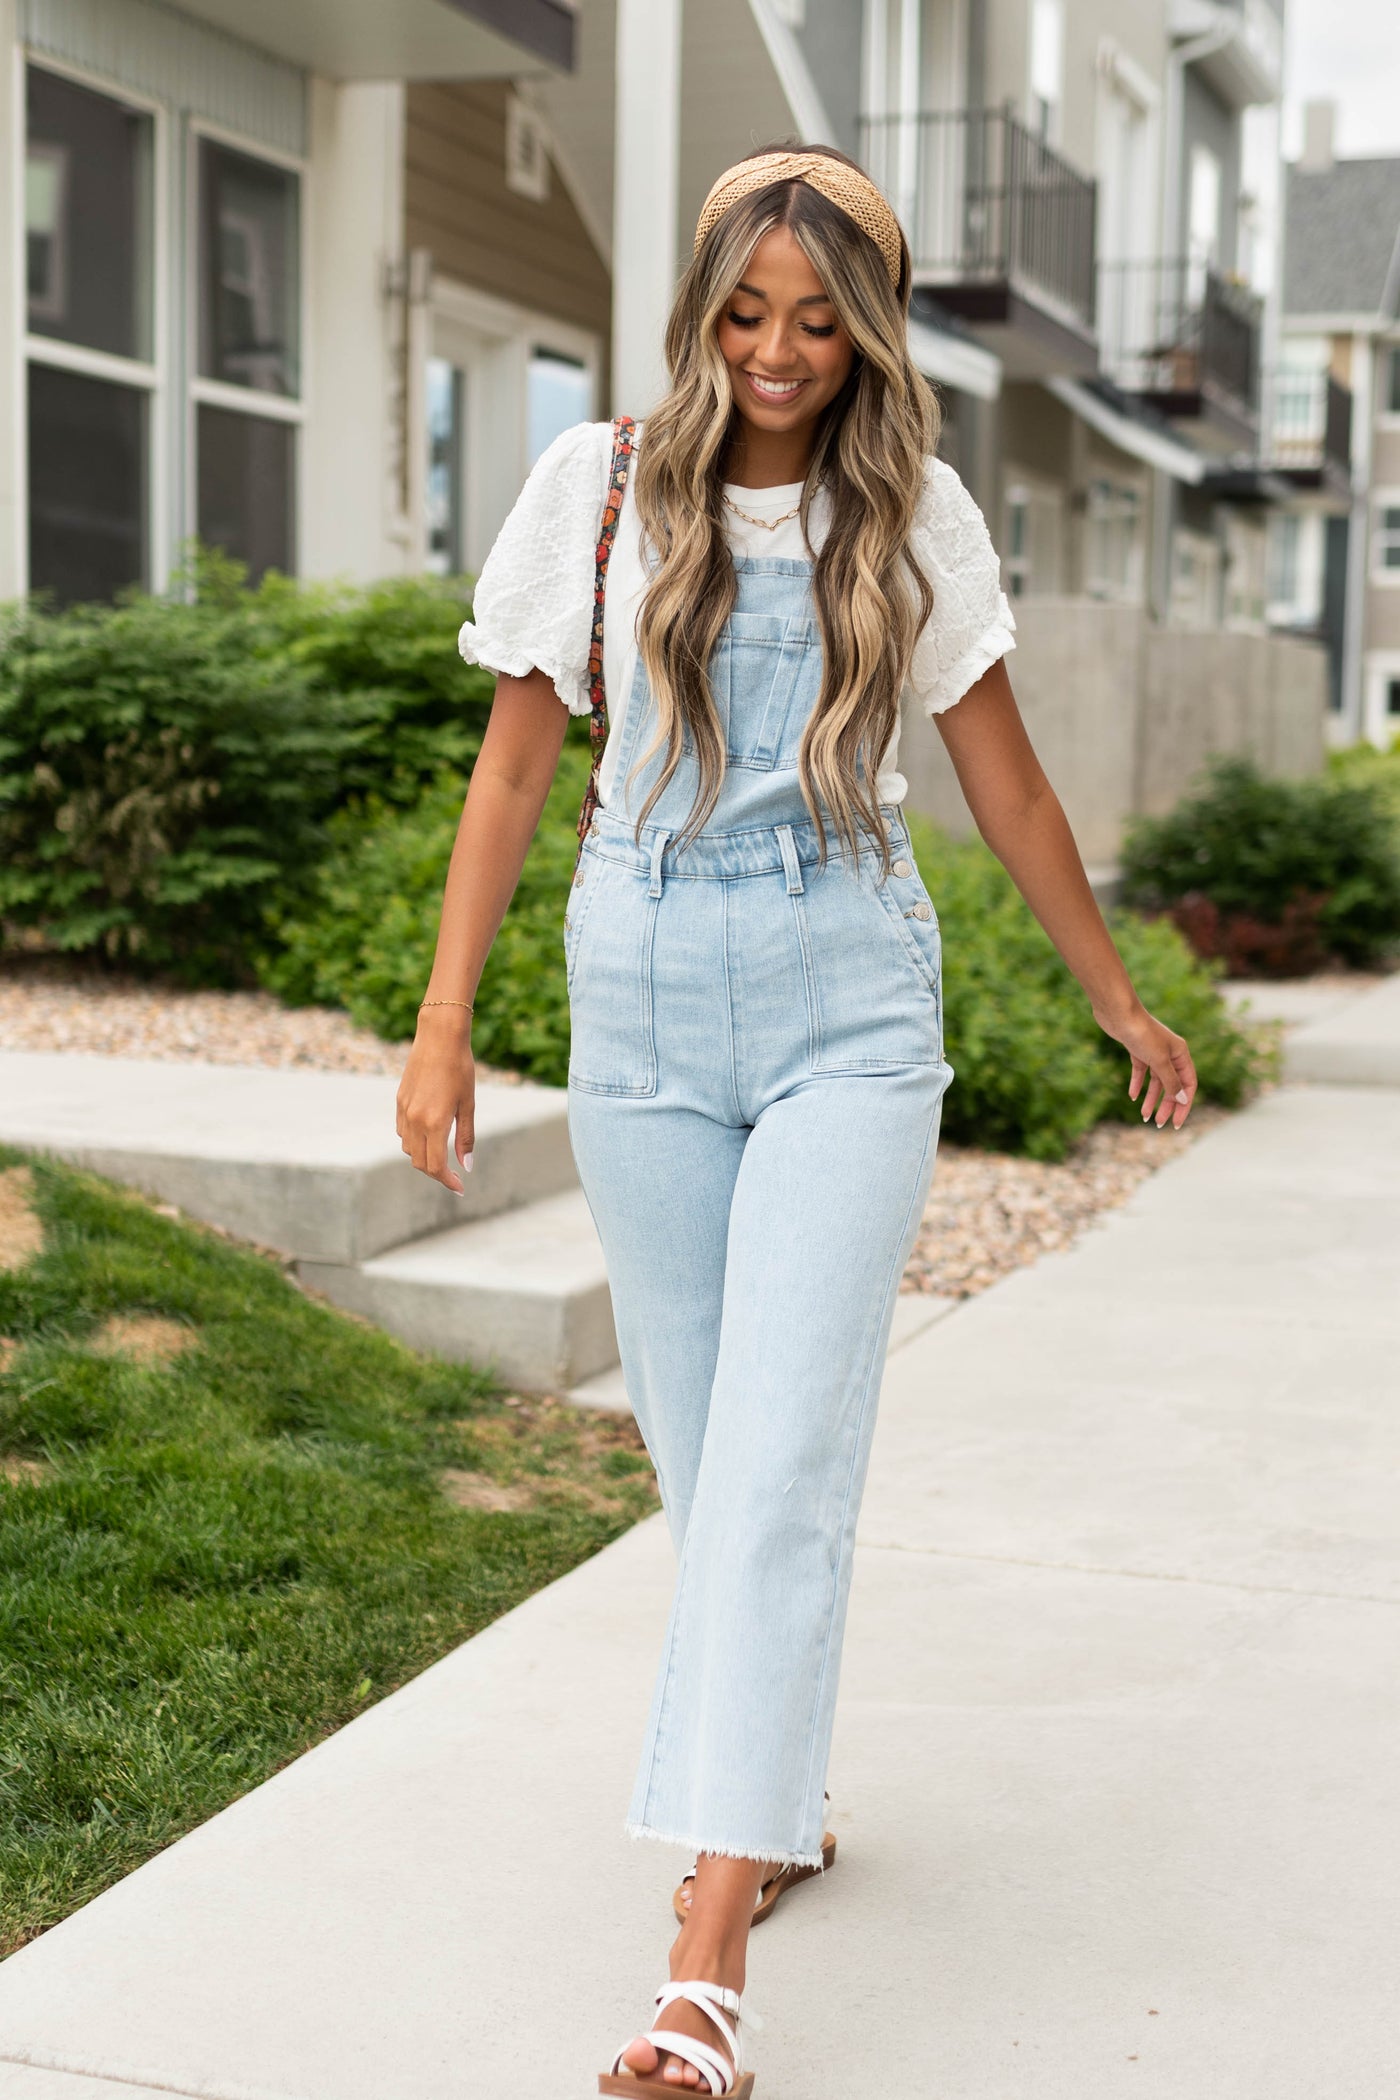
[395,1009,477,1193]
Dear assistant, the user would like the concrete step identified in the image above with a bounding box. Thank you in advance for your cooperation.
[0,1051,577,1264]
[299,1186,617,1394]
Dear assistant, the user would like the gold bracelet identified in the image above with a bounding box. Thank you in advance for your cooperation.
[419,998,474,1012]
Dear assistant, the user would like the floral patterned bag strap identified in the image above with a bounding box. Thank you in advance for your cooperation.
[576,414,638,853]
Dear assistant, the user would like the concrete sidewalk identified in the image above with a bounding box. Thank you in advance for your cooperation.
[1,992,1398,2096]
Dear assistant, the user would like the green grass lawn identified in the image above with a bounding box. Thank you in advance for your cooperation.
[0,1147,659,1956]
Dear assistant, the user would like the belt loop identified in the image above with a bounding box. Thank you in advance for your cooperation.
[648,828,671,899]
[775,823,804,895]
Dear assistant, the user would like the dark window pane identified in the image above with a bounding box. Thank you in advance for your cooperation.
[197,405,295,581]
[28,362,147,605]
[26,65,153,361]
[1388,679,1400,718]
[426,357,464,575]
[199,140,300,397]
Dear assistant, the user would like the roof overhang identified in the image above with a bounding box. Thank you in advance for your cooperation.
[1170,0,1281,107]
[1046,375,1206,483]
[908,316,1002,402]
[166,0,576,81]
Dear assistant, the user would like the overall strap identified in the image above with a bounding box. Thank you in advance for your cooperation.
[576,414,638,848]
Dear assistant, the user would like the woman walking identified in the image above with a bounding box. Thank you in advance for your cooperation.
[397,145,1196,2095]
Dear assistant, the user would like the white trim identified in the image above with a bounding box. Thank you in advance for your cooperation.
[747,0,837,143]
[185,110,305,176]
[1046,374,1205,484]
[24,333,157,389]
[190,374,305,423]
[19,40,162,114]
[1096,36,1160,112]
[906,315,1001,401]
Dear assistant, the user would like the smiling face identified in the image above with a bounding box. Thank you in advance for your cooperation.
[715,226,857,469]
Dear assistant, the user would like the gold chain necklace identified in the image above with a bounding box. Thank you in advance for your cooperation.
[723,490,802,532]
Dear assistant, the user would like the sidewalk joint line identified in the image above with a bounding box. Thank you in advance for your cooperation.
[0,2050,312,2100]
[857,1540,1399,1608]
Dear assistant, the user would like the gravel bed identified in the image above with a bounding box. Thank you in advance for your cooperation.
[3,964,1226,1294]
[0,964,518,1084]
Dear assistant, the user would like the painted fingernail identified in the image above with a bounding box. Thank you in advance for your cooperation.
[1175,1089,1189,1104]
[463,1150,474,1174]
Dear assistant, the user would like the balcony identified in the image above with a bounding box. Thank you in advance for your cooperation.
[1096,258,1263,455]
[859,106,1098,381]
[1268,370,1352,505]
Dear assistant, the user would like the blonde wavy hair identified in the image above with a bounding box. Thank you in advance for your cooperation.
[628,143,941,872]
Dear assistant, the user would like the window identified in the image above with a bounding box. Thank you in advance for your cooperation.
[425,359,464,576]
[1374,499,1400,577]
[1388,677,1400,718]
[193,136,302,579]
[1084,478,1143,602]
[1170,530,1221,626]
[196,406,295,581]
[1003,477,1062,597]
[1386,346,1400,417]
[527,348,592,466]
[25,65,155,603]
[27,67,152,361]
[1268,512,1300,607]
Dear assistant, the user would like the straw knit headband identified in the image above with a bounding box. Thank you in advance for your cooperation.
[693,151,904,294]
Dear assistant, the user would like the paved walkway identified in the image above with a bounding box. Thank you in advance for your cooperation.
[2,984,1398,2098]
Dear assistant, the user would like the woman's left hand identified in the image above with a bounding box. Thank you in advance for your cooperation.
[1094,1001,1198,1130]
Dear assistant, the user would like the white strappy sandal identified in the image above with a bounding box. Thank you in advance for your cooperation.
[598,1977,761,2097]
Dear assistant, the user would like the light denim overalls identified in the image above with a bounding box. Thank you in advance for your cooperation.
[565,552,953,1868]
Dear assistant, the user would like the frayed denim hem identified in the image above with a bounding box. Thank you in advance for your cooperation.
[625,1820,827,1873]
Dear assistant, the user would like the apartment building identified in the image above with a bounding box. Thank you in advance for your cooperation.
[1268,101,1400,747]
[5,0,1328,855]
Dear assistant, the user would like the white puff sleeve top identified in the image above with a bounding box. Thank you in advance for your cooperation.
[459,421,1016,756]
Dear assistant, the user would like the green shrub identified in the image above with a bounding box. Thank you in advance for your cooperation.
[0,589,346,979]
[1120,756,1400,975]
[253,569,494,800]
[906,815,1265,1157]
[261,746,591,1084]
[0,557,496,976]
[1329,736,1400,835]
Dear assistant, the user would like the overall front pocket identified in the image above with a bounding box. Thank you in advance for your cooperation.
[566,856,660,1097]
[795,860,944,1071]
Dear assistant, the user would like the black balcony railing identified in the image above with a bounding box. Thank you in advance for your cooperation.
[859,105,1097,334]
[1096,257,1262,419]
[1270,369,1352,474]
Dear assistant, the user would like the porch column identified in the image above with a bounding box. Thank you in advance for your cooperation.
[611,0,682,417]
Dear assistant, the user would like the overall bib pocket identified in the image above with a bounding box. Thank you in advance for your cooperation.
[566,853,661,1097]
[710,613,821,772]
